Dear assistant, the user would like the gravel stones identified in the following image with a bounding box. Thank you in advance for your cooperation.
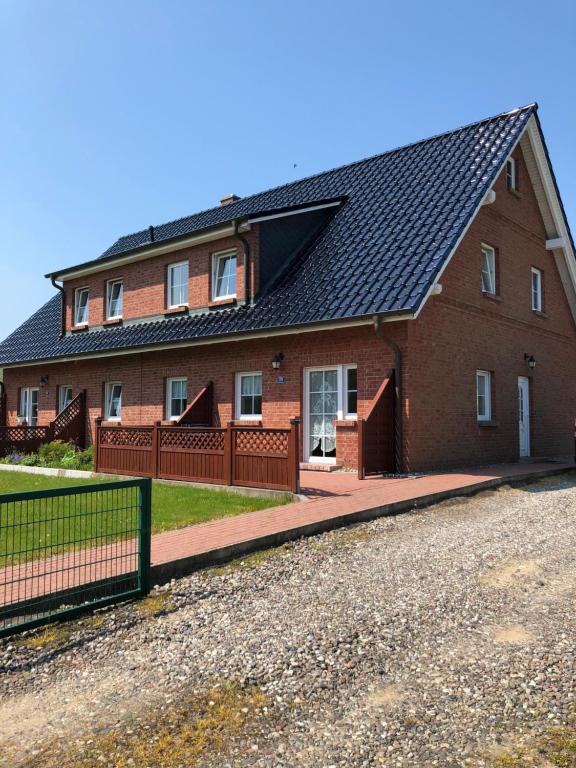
[1,474,576,766]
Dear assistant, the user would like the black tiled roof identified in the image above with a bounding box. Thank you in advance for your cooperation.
[0,105,536,366]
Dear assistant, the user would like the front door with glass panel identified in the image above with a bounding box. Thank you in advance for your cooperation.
[306,368,338,462]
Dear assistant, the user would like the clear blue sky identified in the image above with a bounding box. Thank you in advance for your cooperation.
[1,0,574,340]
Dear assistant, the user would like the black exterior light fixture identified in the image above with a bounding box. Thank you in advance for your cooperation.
[524,354,536,370]
[40,375,49,387]
[272,352,284,370]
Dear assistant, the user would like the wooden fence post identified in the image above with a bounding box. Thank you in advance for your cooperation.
[94,418,102,473]
[224,421,233,486]
[358,418,366,480]
[289,418,301,494]
[151,421,161,478]
[80,389,87,449]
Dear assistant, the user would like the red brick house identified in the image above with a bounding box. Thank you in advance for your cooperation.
[1,103,575,474]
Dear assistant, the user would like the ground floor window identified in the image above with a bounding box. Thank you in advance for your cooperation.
[236,372,262,419]
[58,385,73,413]
[18,387,39,426]
[304,364,357,462]
[476,370,492,421]
[166,377,188,421]
[104,382,122,421]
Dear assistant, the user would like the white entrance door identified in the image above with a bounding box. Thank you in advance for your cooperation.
[518,376,530,458]
[305,368,338,463]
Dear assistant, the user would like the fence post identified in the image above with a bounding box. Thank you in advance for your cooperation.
[151,421,161,478]
[358,418,366,480]
[94,418,102,473]
[79,389,87,449]
[289,418,301,494]
[224,421,233,485]
[138,477,152,596]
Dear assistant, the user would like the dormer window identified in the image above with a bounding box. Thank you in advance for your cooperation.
[167,261,189,308]
[506,157,517,191]
[212,250,237,301]
[74,287,89,326]
[106,279,123,319]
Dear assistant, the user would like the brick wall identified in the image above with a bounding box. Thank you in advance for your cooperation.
[404,145,576,470]
[64,229,260,331]
[4,324,400,469]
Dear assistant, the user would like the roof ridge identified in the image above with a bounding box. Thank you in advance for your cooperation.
[107,103,537,249]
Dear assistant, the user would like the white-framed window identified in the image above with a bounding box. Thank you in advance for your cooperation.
[531,267,543,312]
[344,365,358,418]
[167,261,189,308]
[106,279,123,319]
[236,372,262,419]
[104,382,122,422]
[476,370,492,422]
[481,244,497,295]
[506,157,517,191]
[58,385,73,413]
[74,287,89,326]
[166,377,188,421]
[212,250,237,300]
[18,387,39,426]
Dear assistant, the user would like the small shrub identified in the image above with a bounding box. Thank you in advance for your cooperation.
[38,440,73,467]
[77,445,94,471]
[7,453,24,464]
[20,453,40,466]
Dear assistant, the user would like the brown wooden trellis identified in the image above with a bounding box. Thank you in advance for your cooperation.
[95,420,300,493]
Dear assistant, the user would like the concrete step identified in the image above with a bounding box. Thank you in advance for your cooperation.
[299,462,343,472]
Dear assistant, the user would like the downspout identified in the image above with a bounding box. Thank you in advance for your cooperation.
[50,276,66,338]
[233,219,251,305]
[372,314,403,474]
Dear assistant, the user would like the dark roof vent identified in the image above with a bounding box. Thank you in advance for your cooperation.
[148,225,155,242]
[220,193,241,206]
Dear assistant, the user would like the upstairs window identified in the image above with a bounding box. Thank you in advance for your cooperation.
[74,287,89,326]
[506,157,517,191]
[236,372,262,419]
[212,251,237,300]
[167,261,189,308]
[166,377,188,421]
[476,370,492,422]
[58,385,73,413]
[106,279,123,319]
[104,382,122,421]
[531,268,543,312]
[481,244,497,295]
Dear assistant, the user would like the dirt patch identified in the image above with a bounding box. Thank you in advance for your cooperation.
[365,685,404,707]
[490,624,534,645]
[480,559,543,589]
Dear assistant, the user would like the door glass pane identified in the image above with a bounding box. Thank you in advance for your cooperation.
[30,390,39,426]
[308,369,338,459]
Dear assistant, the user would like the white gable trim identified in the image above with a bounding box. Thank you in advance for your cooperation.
[413,113,576,322]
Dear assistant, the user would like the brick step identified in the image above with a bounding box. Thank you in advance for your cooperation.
[299,462,343,472]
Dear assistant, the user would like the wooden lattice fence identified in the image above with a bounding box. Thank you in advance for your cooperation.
[95,420,300,493]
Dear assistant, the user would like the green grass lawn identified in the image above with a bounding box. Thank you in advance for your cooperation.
[0,471,291,566]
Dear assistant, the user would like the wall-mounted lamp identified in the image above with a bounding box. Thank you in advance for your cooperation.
[524,354,536,370]
[272,352,284,370]
[40,375,50,387]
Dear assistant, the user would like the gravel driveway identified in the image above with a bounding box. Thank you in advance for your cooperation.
[1,472,576,767]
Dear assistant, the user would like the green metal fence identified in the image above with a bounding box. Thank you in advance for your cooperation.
[0,478,152,638]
